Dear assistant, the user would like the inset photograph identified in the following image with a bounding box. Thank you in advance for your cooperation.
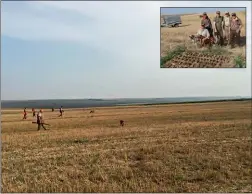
[160,7,246,68]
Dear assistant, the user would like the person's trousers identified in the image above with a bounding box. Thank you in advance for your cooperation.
[230,30,241,47]
[224,26,230,44]
[38,124,47,130]
[206,27,213,37]
[216,28,224,45]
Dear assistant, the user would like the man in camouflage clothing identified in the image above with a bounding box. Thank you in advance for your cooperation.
[213,11,224,46]
[223,11,231,45]
[230,13,242,48]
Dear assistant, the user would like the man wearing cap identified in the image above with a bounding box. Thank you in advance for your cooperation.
[201,12,213,37]
[230,13,242,48]
[213,11,224,46]
[223,12,231,45]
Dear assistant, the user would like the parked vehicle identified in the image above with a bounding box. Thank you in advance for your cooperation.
[161,15,182,28]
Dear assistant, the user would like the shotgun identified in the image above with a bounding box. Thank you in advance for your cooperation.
[32,122,51,126]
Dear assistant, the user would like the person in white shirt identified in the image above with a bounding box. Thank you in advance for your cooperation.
[196,24,210,46]
[223,11,231,45]
[37,109,47,130]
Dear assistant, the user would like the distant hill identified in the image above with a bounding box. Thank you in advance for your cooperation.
[1,97,251,109]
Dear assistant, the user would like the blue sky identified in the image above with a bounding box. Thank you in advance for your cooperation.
[160,7,246,15]
[1,1,251,100]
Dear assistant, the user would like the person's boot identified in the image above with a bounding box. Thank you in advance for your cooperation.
[221,38,224,46]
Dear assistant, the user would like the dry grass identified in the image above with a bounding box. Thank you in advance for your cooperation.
[160,11,246,67]
[1,100,252,192]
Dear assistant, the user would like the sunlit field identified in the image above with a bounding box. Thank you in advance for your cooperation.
[1,100,251,192]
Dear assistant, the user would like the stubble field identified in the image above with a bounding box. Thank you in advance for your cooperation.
[160,11,246,68]
[1,100,252,192]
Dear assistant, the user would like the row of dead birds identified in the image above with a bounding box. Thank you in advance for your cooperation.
[177,55,229,61]
[165,61,224,68]
[182,52,229,59]
[171,59,224,63]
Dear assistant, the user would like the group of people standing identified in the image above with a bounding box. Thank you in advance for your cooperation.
[23,106,64,130]
[198,11,243,48]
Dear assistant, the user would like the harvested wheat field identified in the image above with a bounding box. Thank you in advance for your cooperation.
[160,11,246,68]
[1,100,252,192]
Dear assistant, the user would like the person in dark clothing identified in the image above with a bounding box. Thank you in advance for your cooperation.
[201,12,213,37]
[59,106,64,117]
[37,110,47,130]
[23,108,27,120]
[230,13,243,48]
[32,108,36,117]
[52,108,54,112]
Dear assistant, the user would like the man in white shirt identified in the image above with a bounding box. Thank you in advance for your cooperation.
[37,109,47,130]
[196,24,210,46]
[223,11,231,45]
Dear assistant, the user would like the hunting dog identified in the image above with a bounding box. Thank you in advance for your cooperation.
[120,120,124,127]
[189,34,218,47]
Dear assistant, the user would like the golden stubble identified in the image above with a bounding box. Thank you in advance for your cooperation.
[1,100,252,192]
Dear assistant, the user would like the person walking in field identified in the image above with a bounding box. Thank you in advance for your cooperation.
[59,106,64,117]
[230,13,242,48]
[32,108,36,117]
[37,109,47,130]
[23,108,27,120]
[223,11,231,45]
[213,11,224,46]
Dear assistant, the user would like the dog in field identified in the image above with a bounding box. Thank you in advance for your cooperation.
[189,34,202,44]
[120,120,124,127]
[189,34,217,47]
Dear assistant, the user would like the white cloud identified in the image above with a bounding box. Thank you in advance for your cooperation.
[1,1,251,99]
